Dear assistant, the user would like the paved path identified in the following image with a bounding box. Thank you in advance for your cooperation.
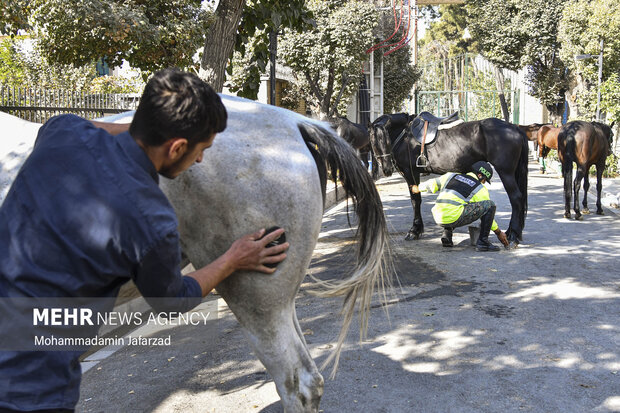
[77,163,620,413]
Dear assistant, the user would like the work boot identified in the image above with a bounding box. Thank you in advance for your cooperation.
[441,228,453,247]
[476,205,500,252]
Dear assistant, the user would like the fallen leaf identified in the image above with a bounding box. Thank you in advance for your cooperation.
[423,312,434,317]
[303,329,314,336]
[128,390,135,394]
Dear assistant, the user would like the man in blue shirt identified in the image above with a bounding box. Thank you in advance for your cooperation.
[0,68,289,412]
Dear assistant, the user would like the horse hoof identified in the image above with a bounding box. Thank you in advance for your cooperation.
[582,208,590,215]
[575,214,583,221]
[564,213,571,219]
[597,209,604,215]
[507,241,518,250]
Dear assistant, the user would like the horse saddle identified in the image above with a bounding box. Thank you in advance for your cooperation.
[409,111,460,145]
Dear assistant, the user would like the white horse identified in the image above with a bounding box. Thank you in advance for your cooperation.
[0,94,392,412]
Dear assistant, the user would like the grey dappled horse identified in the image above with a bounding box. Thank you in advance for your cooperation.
[0,94,392,412]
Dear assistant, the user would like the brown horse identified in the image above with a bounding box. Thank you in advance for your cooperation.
[557,120,615,220]
[518,123,549,162]
[537,124,562,173]
[518,123,547,143]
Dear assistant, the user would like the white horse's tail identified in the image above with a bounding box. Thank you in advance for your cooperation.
[298,122,394,379]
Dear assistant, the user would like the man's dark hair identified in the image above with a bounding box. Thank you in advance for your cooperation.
[130,68,227,147]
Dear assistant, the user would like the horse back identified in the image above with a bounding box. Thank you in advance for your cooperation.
[538,124,561,149]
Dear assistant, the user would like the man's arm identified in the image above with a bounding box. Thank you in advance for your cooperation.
[90,121,130,135]
[187,228,289,297]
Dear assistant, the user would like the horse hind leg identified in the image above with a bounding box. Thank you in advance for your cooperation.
[572,167,585,220]
[562,161,573,219]
[581,172,590,214]
[217,285,323,412]
[596,163,605,215]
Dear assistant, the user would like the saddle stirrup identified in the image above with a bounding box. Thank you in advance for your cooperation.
[416,120,429,168]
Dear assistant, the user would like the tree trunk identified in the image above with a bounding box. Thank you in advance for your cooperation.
[199,0,246,92]
[493,66,510,122]
[564,73,587,122]
[546,102,564,126]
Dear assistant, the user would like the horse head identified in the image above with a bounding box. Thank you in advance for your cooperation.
[369,115,396,177]
[593,121,615,155]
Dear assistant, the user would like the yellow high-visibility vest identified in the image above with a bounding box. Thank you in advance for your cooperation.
[420,172,498,231]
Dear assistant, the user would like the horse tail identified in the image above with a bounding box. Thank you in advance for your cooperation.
[515,128,529,239]
[298,122,394,379]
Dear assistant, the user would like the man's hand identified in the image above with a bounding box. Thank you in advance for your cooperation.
[494,229,509,247]
[188,228,290,297]
[225,228,289,274]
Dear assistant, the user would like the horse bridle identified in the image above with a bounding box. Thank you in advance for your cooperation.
[374,124,421,186]
[374,126,407,161]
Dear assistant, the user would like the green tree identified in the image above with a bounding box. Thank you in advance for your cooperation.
[31,0,210,74]
[0,37,96,89]
[465,0,525,121]
[516,0,570,125]
[558,0,620,122]
[224,0,314,98]
[277,0,378,118]
[9,0,311,93]
[421,4,477,58]
[0,37,26,85]
[0,0,33,35]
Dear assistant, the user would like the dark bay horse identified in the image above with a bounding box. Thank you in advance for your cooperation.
[557,120,614,220]
[370,113,529,246]
[329,116,377,178]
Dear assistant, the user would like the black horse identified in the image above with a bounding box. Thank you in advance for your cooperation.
[369,113,529,247]
[329,116,377,179]
[557,120,614,220]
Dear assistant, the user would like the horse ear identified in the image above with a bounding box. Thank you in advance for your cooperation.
[611,121,615,128]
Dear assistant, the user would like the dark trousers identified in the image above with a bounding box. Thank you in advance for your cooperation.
[441,200,494,229]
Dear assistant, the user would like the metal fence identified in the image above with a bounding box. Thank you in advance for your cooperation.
[416,89,520,124]
[0,86,141,123]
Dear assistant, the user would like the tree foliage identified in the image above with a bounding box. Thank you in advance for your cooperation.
[465,0,525,71]
[0,0,33,35]
[464,0,570,121]
[558,0,620,122]
[30,0,210,73]
[226,0,314,98]
[515,0,570,120]
[0,37,96,89]
[420,4,477,58]
[277,0,378,118]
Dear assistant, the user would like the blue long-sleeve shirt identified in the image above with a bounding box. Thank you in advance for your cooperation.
[0,114,202,410]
